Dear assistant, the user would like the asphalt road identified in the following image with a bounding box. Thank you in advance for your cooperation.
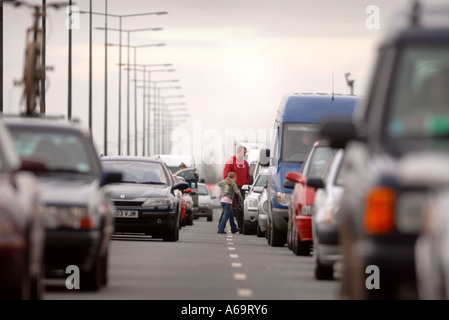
[44,208,339,300]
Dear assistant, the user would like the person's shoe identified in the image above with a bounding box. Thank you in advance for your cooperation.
[217,231,226,234]
[231,229,239,234]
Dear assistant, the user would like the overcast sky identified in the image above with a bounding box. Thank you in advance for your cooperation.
[2,0,445,163]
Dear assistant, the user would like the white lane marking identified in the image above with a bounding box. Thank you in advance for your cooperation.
[233,273,247,280]
[237,288,253,298]
[229,254,239,259]
[231,262,242,268]
[228,247,236,250]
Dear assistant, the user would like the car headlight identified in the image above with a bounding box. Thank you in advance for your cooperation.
[45,206,97,230]
[248,198,259,208]
[277,192,291,206]
[142,198,173,209]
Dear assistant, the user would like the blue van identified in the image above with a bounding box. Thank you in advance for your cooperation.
[262,93,361,247]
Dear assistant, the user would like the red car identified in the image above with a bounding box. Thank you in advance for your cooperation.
[285,140,336,256]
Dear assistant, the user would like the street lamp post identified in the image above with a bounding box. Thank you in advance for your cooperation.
[97,28,163,155]
[80,9,167,155]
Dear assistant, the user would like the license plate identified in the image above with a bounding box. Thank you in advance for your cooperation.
[115,210,138,218]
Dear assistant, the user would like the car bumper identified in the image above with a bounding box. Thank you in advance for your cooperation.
[295,215,312,241]
[353,237,418,299]
[45,229,102,272]
[244,208,258,222]
[195,207,212,217]
[114,210,177,234]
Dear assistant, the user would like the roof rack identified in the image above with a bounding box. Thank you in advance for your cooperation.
[0,112,66,120]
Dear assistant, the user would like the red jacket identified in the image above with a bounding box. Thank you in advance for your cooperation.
[223,156,251,187]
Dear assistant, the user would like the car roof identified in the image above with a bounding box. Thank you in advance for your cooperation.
[101,155,163,164]
[381,2,449,47]
[3,116,91,136]
[278,93,361,123]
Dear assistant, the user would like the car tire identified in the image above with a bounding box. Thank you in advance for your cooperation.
[287,215,293,250]
[314,245,333,280]
[207,212,213,222]
[270,220,285,247]
[163,224,179,242]
[243,220,251,235]
[82,254,102,291]
[256,222,265,238]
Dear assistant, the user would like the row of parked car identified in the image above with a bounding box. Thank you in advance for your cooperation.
[0,114,214,299]
[240,1,449,300]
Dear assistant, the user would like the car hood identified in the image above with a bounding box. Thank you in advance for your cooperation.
[107,183,171,200]
[37,175,100,206]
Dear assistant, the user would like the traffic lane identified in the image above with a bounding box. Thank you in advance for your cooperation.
[44,207,338,300]
[227,229,339,299]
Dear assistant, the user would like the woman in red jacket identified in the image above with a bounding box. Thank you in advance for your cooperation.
[222,146,251,233]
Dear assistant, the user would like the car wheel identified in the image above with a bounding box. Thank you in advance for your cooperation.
[81,254,102,291]
[314,245,333,280]
[270,219,285,247]
[287,216,293,250]
[243,220,251,235]
[207,212,213,222]
[30,262,45,300]
[163,224,179,242]
[101,249,109,286]
[256,222,265,238]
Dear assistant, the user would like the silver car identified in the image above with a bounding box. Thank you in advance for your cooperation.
[197,183,214,221]
[309,149,344,280]
[242,168,270,235]
[257,187,269,238]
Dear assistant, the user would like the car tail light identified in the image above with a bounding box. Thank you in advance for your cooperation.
[364,187,396,234]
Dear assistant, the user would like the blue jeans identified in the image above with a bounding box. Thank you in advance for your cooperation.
[218,202,239,233]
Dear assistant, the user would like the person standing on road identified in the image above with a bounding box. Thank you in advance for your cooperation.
[217,172,242,234]
[222,146,251,233]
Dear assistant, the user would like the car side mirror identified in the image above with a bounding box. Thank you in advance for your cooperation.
[173,182,189,192]
[320,119,365,149]
[306,178,325,189]
[242,184,250,191]
[284,180,295,189]
[259,148,270,166]
[286,171,306,185]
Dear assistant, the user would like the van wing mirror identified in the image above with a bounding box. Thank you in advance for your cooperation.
[259,148,270,166]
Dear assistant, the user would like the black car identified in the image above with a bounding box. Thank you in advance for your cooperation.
[320,2,449,299]
[0,119,45,299]
[5,117,121,291]
[101,156,189,241]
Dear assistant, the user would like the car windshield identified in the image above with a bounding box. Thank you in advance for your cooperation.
[102,160,168,185]
[9,128,92,174]
[198,184,209,195]
[387,45,449,151]
[281,123,321,162]
[304,146,336,179]
[254,173,269,188]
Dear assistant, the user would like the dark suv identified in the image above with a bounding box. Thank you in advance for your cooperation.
[321,2,449,299]
[5,117,121,291]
